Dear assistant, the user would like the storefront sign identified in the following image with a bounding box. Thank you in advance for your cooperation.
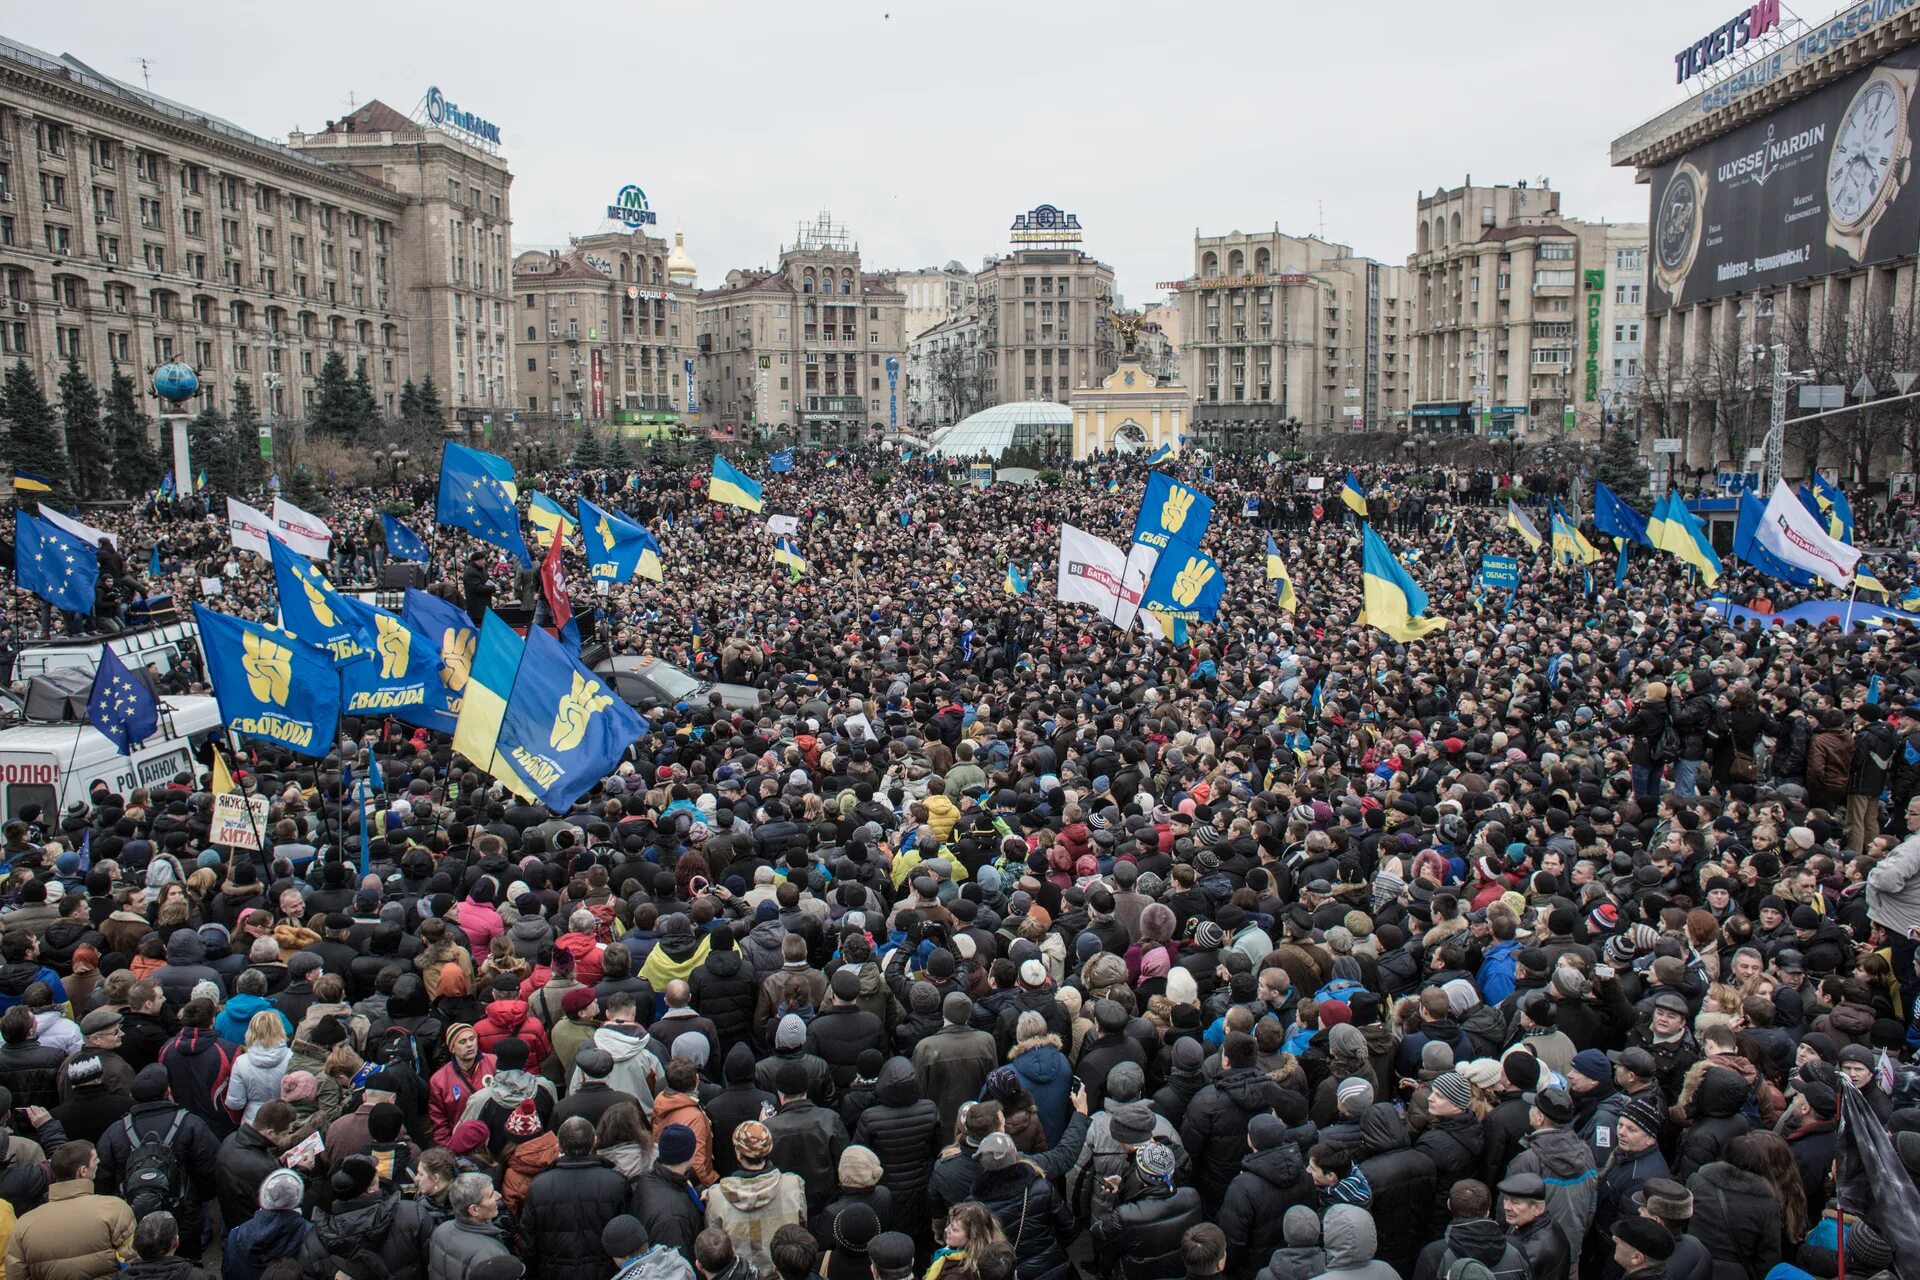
[425,86,502,145]
[886,356,899,429]
[685,359,697,415]
[1010,204,1082,244]
[607,185,658,227]
[1584,269,1605,401]
[1675,0,1780,83]
[591,349,605,420]
[1162,273,1314,291]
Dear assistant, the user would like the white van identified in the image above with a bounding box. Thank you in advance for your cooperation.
[10,619,203,686]
[0,694,228,821]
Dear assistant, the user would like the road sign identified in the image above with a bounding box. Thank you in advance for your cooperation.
[1853,375,1878,399]
[1653,438,1682,454]
[1897,372,1919,394]
[1800,385,1845,409]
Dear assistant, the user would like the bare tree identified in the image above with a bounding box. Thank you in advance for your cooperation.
[931,342,991,424]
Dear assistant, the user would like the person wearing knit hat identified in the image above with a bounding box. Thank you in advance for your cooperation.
[1335,1076,1374,1117]
[707,1118,806,1275]
[837,1144,884,1190]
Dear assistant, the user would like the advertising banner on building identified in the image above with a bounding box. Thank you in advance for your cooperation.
[1648,44,1920,314]
[590,349,605,420]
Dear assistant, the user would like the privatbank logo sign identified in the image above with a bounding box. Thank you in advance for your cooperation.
[608,185,658,227]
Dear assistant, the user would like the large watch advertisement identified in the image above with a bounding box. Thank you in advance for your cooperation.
[1647,44,1920,315]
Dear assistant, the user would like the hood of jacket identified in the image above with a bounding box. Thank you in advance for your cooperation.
[1216,1065,1282,1112]
[716,1168,790,1212]
[1444,1217,1512,1266]
[224,992,277,1024]
[1827,1002,1875,1034]
[510,917,550,942]
[596,1023,650,1063]
[164,929,207,965]
[484,999,530,1032]
[1322,1204,1378,1270]
[1240,1140,1306,1189]
[1010,1036,1066,1082]
[1523,1125,1596,1176]
[655,930,703,964]
[1358,1101,1410,1154]
[0,962,46,998]
[1696,1066,1749,1119]
[723,1041,758,1085]
[318,1193,396,1249]
[245,1043,291,1071]
[702,950,748,980]
[875,1055,923,1107]
[241,1211,313,1266]
[167,1026,223,1058]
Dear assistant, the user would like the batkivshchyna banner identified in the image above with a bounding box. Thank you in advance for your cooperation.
[1648,42,1920,314]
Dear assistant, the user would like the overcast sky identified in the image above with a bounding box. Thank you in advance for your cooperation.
[15,0,1745,305]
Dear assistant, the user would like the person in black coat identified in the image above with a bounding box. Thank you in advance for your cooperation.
[688,928,759,1060]
[295,1156,438,1280]
[631,1126,707,1253]
[216,1103,299,1235]
[1673,1066,1750,1181]
[708,1043,776,1178]
[850,1057,941,1237]
[1218,1115,1312,1279]
[1074,1002,1150,1114]
[806,970,888,1091]
[1178,1033,1284,1210]
[1497,1172,1569,1280]
[1090,1142,1206,1280]
[972,1134,1074,1280]
[1779,1082,1838,1222]
[519,1117,639,1280]
[1356,1101,1437,1278]
[96,1066,220,1249]
[1413,1074,1485,1219]
[766,1061,851,1217]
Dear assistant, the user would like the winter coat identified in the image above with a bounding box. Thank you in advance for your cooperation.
[631,1163,706,1253]
[688,951,759,1056]
[974,1160,1073,1280]
[159,1028,237,1139]
[705,1167,807,1275]
[651,1090,715,1187]
[1808,729,1855,798]
[1008,1035,1074,1146]
[913,1023,999,1135]
[851,1057,942,1229]
[1179,1065,1285,1208]
[1414,1113,1485,1216]
[1310,1204,1403,1280]
[1410,1218,1530,1280]
[1675,1066,1751,1181]
[3,1180,135,1280]
[428,1054,497,1146]
[0,1039,67,1112]
[216,1125,288,1236]
[223,1209,312,1280]
[473,998,552,1069]
[1502,1127,1597,1270]
[805,1004,887,1090]
[1218,1143,1312,1275]
[1090,1174,1207,1280]
[1684,1160,1783,1280]
[95,1101,219,1244]
[456,900,504,959]
[708,1045,776,1179]
[1868,832,1920,942]
[519,1153,636,1280]
[1355,1103,1437,1277]
[1851,720,1899,796]
[580,1024,660,1117]
[427,1218,512,1280]
[295,1190,437,1280]
[765,1098,849,1217]
[1506,1214,1570,1280]
[224,1044,290,1126]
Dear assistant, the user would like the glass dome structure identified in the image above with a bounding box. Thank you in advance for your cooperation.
[928,401,1072,460]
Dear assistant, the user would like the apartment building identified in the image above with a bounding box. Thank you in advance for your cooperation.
[976,247,1117,408]
[896,262,976,342]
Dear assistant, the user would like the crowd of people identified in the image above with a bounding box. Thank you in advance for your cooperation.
[0,441,1916,1280]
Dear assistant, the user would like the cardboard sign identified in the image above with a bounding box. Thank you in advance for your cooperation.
[1480,555,1520,591]
[211,793,269,849]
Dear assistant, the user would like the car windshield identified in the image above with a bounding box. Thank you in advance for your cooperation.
[643,661,702,700]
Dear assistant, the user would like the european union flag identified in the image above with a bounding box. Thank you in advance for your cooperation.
[269,536,377,664]
[578,496,652,584]
[194,603,341,757]
[769,449,794,474]
[495,624,643,811]
[338,597,456,733]
[402,587,477,727]
[86,645,158,755]
[1593,482,1654,549]
[1139,546,1225,622]
[436,442,530,567]
[14,510,98,615]
[382,515,431,564]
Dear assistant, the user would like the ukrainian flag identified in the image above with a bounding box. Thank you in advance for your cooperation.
[709,457,764,512]
[1266,534,1297,613]
[527,491,578,551]
[1341,473,1369,518]
[1550,504,1599,566]
[772,536,808,576]
[12,469,51,495]
[1856,567,1890,598]
[1812,474,1855,543]
[1004,563,1029,596]
[1649,493,1722,587]
[1144,444,1173,465]
[1143,608,1189,647]
[1507,500,1543,551]
[450,611,538,801]
[1360,525,1447,641]
[634,526,664,583]
[1107,478,1121,495]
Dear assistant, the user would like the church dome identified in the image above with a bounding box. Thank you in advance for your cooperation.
[667,229,697,285]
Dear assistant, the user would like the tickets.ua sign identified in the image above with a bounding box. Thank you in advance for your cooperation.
[425,86,502,146]
[608,185,658,228]
[1674,0,1780,82]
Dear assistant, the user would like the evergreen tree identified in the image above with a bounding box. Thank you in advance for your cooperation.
[1,359,67,501]
[568,425,602,471]
[351,360,379,427]
[187,405,234,495]
[285,462,320,509]
[58,355,109,502]
[105,365,161,498]
[398,379,421,429]
[229,380,266,493]
[415,376,445,433]
[311,351,362,437]
[602,432,630,470]
[1593,423,1648,504]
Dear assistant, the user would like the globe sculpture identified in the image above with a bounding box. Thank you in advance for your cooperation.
[151,362,200,405]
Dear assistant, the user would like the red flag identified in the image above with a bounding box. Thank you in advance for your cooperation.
[538,532,572,631]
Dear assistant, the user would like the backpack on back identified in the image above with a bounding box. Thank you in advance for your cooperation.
[117,1111,185,1222]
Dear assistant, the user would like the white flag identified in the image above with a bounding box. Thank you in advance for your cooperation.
[1757,480,1861,587]
[766,514,800,537]
[227,497,274,558]
[1056,525,1147,628]
[271,496,332,559]
[40,507,117,551]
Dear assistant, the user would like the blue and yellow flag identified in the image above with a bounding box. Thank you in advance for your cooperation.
[194,603,341,757]
[12,469,51,496]
[269,536,377,664]
[402,587,476,726]
[436,442,530,567]
[1507,500,1543,551]
[1140,547,1225,622]
[496,624,644,812]
[1143,443,1173,465]
[1004,563,1029,596]
[1550,504,1600,566]
[87,644,159,756]
[1856,567,1890,598]
[1341,473,1368,518]
[338,597,457,733]
[768,449,794,474]
[1142,608,1189,647]
[1360,525,1447,642]
[1132,472,1214,556]
[824,454,840,469]
[1107,477,1121,494]
[1265,534,1297,613]
[14,511,98,615]
[450,611,539,800]
[577,496,653,584]
[1649,493,1722,587]
[709,456,764,512]
[772,537,808,576]
[527,491,579,552]
[1812,473,1855,543]
[382,515,431,564]
[1593,482,1654,549]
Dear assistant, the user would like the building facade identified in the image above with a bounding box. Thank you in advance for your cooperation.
[896,262,975,342]
[0,36,415,431]
[510,228,697,426]
[694,214,907,445]
[905,307,985,431]
[976,246,1117,408]
[291,99,515,427]
[1408,179,1645,440]
[1175,228,1415,452]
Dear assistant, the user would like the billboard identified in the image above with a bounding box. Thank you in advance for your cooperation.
[1648,44,1920,315]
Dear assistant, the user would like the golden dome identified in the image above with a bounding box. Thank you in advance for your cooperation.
[667,229,697,284]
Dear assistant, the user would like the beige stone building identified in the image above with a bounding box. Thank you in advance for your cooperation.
[896,262,976,342]
[694,214,907,446]
[1176,228,1414,451]
[291,99,515,426]
[510,228,698,425]
[976,247,1117,408]
[0,36,417,430]
[1407,179,1644,440]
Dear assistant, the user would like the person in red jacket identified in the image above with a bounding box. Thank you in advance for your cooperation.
[428,1022,496,1146]
[474,976,553,1071]
[553,913,607,987]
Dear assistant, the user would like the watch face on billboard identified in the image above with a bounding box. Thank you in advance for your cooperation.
[1647,45,1920,313]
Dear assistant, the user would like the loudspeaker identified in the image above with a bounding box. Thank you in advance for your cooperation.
[380,561,428,590]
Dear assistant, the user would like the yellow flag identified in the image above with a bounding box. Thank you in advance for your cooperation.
[210,750,236,797]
